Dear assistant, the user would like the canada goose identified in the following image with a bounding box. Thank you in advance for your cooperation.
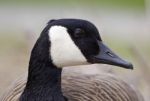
[1,19,135,101]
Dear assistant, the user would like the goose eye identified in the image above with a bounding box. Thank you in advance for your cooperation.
[74,28,85,38]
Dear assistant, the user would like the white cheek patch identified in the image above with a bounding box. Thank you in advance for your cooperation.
[48,26,88,68]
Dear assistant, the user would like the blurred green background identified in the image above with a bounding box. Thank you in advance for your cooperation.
[0,0,149,100]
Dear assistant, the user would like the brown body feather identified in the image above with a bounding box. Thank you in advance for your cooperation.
[0,68,143,101]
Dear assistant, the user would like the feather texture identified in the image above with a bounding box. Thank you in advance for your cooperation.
[0,68,143,101]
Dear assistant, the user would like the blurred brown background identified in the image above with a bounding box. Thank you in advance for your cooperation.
[0,0,149,100]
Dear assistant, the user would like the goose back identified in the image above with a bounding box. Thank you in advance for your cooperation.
[0,70,143,101]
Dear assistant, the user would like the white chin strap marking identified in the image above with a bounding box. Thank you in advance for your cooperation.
[49,26,88,68]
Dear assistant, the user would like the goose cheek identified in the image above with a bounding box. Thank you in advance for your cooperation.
[49,26,88,67]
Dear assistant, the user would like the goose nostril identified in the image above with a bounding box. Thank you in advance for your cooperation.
[106,51,114,58]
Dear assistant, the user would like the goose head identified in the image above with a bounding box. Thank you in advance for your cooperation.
[38,19,133,69]
[20,19,133,101]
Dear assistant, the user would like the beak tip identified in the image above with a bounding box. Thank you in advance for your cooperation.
[127,63,134,70]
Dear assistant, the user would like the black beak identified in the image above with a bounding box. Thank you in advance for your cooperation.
[89,41,133,69]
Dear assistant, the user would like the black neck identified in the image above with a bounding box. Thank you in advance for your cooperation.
[20,62,66,101]
[20,27,67,101]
